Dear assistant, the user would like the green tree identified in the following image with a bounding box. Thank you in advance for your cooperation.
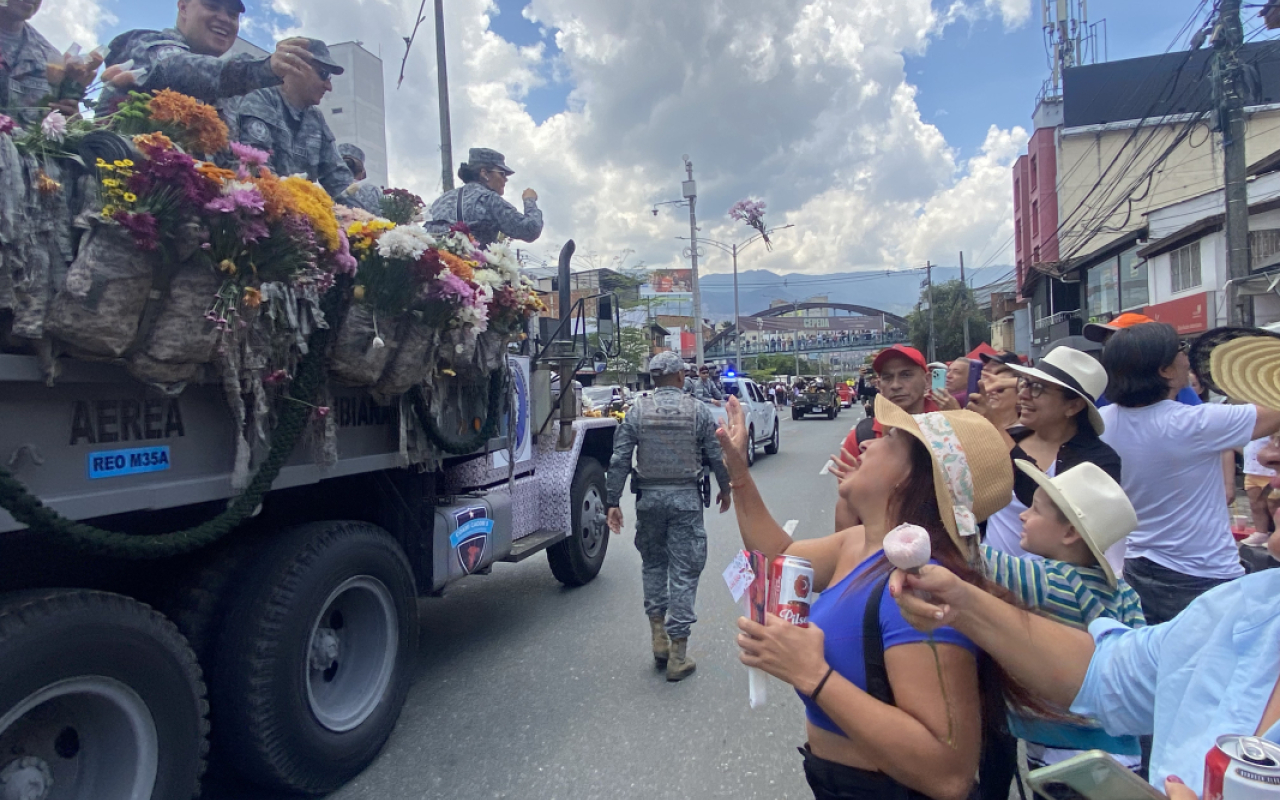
[591,326,651,386]
[906,279,989,362]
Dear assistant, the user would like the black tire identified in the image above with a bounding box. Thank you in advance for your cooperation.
[0,590,208,800]
[791,408,802,420]
[160,535,267,668]
[827,407,837,420]
[548,458,610,586]
[764,420,780,455]
[209,522,418,795]
[746,426,756,467]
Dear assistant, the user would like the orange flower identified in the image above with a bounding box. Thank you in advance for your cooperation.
[133,132,174,155]
[438,251,475,282]
[147,89,228,154]
[196,161,237,187]
[279,176,338,251]
[242,287,263,308]
[253,169,290,222]
[35,169,61,195]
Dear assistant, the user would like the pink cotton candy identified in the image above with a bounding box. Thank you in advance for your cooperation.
[883,524,931,571]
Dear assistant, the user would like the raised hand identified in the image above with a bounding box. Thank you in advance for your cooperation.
[522,188,538,202]
[271,38,315,81]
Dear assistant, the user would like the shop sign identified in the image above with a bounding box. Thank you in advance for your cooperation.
[1144,292,1212,335]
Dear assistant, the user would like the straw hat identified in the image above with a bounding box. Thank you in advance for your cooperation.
[874,394,1014,561]
[1008,346,1108,434]
[1014,461,1138,586]
[1190,326,1280,407]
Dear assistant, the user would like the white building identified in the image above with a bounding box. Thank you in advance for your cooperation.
[1138,169,1280,333]
[224,38,389,188]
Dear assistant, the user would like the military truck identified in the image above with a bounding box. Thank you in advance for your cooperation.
[0,233,618,799]
[791,378,840,420]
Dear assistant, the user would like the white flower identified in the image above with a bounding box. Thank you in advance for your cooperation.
[482,241,521,280]
[883,524,932,571]
[472,268,502,289]
[41,110,67,143]
[371,335,386,350]
[376,226,435,261]
[437,230,477,258]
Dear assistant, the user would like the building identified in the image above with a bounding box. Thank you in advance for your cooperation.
[1011,39,1280,355]
[533,267,640,319]
[224,38,389,188]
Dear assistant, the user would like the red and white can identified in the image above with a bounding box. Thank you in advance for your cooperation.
[1204,735,1280,799]
[767,555,814,627]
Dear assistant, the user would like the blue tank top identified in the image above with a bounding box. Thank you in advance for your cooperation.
[800,550,978,736]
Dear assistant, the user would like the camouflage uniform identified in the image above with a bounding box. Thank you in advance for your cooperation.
[96,28,280,115]
[0,22,61,126]
[606,386,730,638]
[232,86,376,211]
[690,376,724,403]
[428,182,542,247]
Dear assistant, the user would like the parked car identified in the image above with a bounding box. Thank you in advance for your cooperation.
[793,379,839,420]
[836,383,854,408]
[709,377,779,466]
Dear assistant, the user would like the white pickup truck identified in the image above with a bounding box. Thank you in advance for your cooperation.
[707,377,780,466]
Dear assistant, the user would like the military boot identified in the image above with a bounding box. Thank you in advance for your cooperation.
[649,616,670,666]
[666,637,696,682]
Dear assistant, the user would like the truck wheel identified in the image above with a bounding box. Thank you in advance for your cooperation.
[764,420,780,455]
[161,535,266,668]
[746,426,756,467]
[827,407,837,420]
[210,522,418,795]
[548,458,610,587]
[0,590,207,800]
[791,408,801,421]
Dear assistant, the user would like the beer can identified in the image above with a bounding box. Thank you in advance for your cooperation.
[1204,735,1280,799]
[767,555,814,627]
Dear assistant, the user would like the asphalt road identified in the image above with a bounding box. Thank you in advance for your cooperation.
[204,403,860,800]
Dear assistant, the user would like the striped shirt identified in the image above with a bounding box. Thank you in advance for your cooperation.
[982,543,1147,754]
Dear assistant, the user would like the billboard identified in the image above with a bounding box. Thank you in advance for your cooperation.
[643,269,693,296]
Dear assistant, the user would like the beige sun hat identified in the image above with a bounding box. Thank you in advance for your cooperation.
[874,394,1014,562]
[1210,336,1280,409]
[1014,461,1137,586]
[1008,346,1108,434]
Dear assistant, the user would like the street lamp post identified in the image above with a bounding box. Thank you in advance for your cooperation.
[678,224,794,375]
[681,157,704,365]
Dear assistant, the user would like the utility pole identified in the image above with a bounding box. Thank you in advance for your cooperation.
[960,251,971,354]
[434,0,455,192]
[731,243,741,373]
[1219,0,1253,326]
[682,157,704,365]
[926,261,937,363]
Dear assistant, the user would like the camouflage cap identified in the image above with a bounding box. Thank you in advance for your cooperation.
[467,147,514,175]
[337,143,365,163]
[649,351,685,376]
[302,39,345,77]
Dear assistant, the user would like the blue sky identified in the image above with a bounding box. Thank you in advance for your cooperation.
[97,0,1224,159]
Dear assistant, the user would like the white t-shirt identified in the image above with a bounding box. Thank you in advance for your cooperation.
[984,462,1053,561]
[1099,400,1257,580]
[1244,437,1277,478]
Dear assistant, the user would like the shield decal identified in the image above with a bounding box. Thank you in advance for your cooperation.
[451,507,493,575]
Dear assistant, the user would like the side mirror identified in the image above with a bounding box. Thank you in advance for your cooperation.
[593,351,608,373]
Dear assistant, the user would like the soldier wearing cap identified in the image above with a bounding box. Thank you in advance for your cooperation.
[337,142,385,215]
[605,350,731,682]
[97,0,313,115]
[427,148,543,247]
[0,0,67,126]
[232,40,375,210]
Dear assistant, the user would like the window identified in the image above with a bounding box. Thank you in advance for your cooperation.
[1030,155,1038,191]
[1087,258,1120,320]
[1033,245,1040,264]
[330,107,344,114]
[1251,229,1280,270]
[1170,241,1202,293]
[1016,218,1023,245]
[1119,248,1149,310]
[1014,176,1021,205]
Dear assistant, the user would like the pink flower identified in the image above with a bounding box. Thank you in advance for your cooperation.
[40,110,67,143]
[230,141,270,169]
[883,524,932,571]
[314,406,331,420]
[333,229,358,275]
[0,114,15,135]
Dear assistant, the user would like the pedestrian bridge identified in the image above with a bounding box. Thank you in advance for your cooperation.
[704,301,909,361]
[704,331,908,359]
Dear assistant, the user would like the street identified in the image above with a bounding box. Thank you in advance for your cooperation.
[205,406,856,800]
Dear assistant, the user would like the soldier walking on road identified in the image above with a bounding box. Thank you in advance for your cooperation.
[606,351,731,682]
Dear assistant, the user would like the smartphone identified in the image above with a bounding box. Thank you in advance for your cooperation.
[931,367,947,392]
[1026,751,1165,800]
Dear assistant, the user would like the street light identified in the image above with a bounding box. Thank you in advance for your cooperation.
[651,158,705,364]
[677,224,794,376]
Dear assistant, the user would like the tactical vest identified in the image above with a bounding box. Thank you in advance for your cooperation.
[635,391,701,486]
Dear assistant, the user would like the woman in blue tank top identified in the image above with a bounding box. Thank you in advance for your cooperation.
[717,394,1019,800]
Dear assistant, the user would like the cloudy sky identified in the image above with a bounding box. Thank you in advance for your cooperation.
[35,0,1215,281]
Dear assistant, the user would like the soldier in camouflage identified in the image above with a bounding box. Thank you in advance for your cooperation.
[606,350,731,681]
[233,39,377,212]
[0,0,67,126]
[690,364,725,406]
[96,0,313,117]
[337,143,386,216]
[428,148,543,247]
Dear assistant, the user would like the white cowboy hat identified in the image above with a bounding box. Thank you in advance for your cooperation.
[1015,461,1137,586]
[1009,346,1108,434]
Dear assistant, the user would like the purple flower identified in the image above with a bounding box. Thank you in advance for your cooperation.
[332,229,358,275]
[40,111,67,143]
[0,115,15,135]
[230,141,271,169]
[115,211,160,250]
[205,196,237,214]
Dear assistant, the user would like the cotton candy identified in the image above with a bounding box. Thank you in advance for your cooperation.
[883,523,931,571]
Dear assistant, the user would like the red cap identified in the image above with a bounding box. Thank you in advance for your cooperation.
[1082,312,1154,342]
[873,344,927,373]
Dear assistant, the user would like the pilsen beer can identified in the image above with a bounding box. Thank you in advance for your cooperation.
[1204,735,1280,799]
[767,555,814,627]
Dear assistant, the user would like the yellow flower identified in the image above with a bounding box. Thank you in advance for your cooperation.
[102,179,119,188]
[280,176,339,250]
[113,160,126,167]
[352,285,366,301]
[242,287,262,308]
[101,206,116,217]
[122,192,137,203]
[121,159,134,167]
[95,158,107,167]
[218,259,237,275]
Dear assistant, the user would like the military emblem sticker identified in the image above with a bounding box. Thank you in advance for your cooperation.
[450,506,493,574]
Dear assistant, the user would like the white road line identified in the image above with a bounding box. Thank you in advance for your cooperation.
[783,519,799,536]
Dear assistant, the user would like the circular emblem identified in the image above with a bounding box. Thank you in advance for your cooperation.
[794,574,811,598]
[244,118,271,144]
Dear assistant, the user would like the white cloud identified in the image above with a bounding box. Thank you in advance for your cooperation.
[29,0,117,50]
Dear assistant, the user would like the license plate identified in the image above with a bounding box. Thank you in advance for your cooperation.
[88,446,172,480]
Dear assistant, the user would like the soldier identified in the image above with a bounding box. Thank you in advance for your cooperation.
[428,148,542,247]
[233,40,376,211]
[0,0,68,126]
[605,351,731,681]
[97,0,312,115]
[690,364,725,406]
[337,142,385,215]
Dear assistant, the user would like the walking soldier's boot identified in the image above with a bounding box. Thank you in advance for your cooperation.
[666,637,696,682]
[649,616,669,666]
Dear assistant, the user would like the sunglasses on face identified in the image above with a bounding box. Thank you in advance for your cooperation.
[1017,377,1053,399]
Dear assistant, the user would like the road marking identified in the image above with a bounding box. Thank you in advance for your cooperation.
[783,519,799,536]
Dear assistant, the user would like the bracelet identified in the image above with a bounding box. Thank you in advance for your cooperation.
[809,666,835,701]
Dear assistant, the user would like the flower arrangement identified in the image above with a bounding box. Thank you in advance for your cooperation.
[39,44,105,112]
[111,90,229,156]
[729,198,772,251]
[379,187,426,225]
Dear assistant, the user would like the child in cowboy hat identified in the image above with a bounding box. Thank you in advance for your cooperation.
[979,461,1147,785]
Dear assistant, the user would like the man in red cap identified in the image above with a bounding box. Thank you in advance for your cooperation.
[832,344,941,529]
